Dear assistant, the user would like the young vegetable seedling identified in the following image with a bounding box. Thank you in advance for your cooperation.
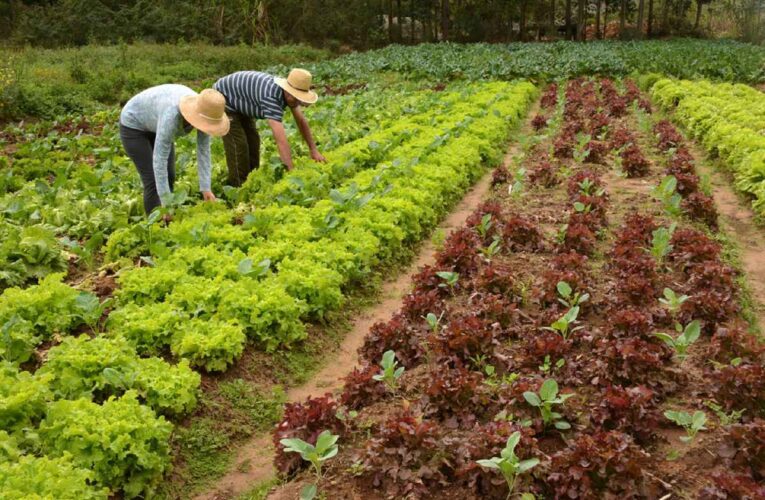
[577,178,596,196]
[543,306,582,340]
[650,223,676,264]
[424,312,443,335]
[659,287,689,316]
[477,431,539,500]
[436,271,459,294]
[653,320,701,363]
[664,410,707,443]
[479,237,502,262]
[572,201,592,214]
[704,401,745,426]
[477,214,493,238]
[372,350,404,392]
[280,430,340,500]
[573,133,592,164]
[539,355,565,374]
[556,281,589,308]
[654,176,683,217]
[523,378,574,430]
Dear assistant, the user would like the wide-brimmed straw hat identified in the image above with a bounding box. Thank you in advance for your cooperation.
[179,89,230,137]
[275,69,319,105]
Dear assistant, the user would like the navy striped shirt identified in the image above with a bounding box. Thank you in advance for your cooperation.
[213,71,287,122]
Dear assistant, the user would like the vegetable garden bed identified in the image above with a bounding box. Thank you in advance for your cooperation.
[266,80,765,499]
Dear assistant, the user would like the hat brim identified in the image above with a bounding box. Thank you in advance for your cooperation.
[275,77,318,105]
[179,95,231,137]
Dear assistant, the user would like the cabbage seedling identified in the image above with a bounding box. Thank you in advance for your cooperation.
[477,431,539,500]
[556,281,589,308]
[650,223,676,264]
[436,271,459,293]
[654,176,682,216]
[659,287,688,315]
[523,378,574,430]
[479,237,502,261]
[373,350,404,392]
[280,430,340,500]
[653,320,701,363]
[477,214,493,238]
[704,400,745,426]
[664,410,707,443]
[424,312,443,334]
[543,306,582,340]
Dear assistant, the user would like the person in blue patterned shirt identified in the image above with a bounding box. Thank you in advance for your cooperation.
[119,85,229,215]
[213,68,326,186]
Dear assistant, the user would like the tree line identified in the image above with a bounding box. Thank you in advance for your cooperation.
[1,0,763,47]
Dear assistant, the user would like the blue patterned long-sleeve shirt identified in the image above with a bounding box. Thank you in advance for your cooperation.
[120,84,212,204]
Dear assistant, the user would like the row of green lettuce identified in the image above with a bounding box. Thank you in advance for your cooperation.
[0,81,432,290]
[0,80,537,498]
[650,78,765,215]
[108,81,537,369]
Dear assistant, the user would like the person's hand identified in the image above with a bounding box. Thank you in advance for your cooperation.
[162,213,173,223]
[310,149,327,163]
[202,191,216,202]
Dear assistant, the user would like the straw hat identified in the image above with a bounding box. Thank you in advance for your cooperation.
[179,89,230,137]
[275,69,319,105]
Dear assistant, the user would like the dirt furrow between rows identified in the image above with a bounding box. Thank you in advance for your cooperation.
[693,157,765,329]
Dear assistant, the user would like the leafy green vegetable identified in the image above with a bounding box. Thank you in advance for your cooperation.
[39,391,173,498]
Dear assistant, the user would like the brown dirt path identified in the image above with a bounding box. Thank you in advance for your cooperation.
[694,158,765,329]
[195,156,509,500]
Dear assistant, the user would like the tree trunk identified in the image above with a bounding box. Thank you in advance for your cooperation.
[388,0,394,41]
[619,0,626,36]
[694,0,703,30]
[647,0,654,37]
[595,1,602,38]
[397,0,403,41]
[637,0,645,35]
[410,0,416,43]
[441,0,450,41]
[577,0,586,41]
[603,0,609,38]
[565,0,573,39]
[661,0,670,33]
[550,0,557,38]
[520,0,527,41]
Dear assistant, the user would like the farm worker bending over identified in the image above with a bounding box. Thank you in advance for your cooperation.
[213,68,326,186]
[119,85,230,215]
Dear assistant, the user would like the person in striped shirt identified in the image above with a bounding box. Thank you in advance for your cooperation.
[213,68,326,186]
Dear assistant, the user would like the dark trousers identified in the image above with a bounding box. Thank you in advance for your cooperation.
[120,124,175,214]
[222,112,260,187]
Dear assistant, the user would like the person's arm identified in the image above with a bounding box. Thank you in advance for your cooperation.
[290,105,326,163]
[267,119,294,170]
[152,108,177,206]
[196,130,215,201]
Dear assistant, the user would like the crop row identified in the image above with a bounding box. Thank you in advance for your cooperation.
[0,82,434,290]
[311,40,765,85]
[0,81,537,498]
[107,81,537,369]
[650,78,765,216]
[268,79,764,499]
